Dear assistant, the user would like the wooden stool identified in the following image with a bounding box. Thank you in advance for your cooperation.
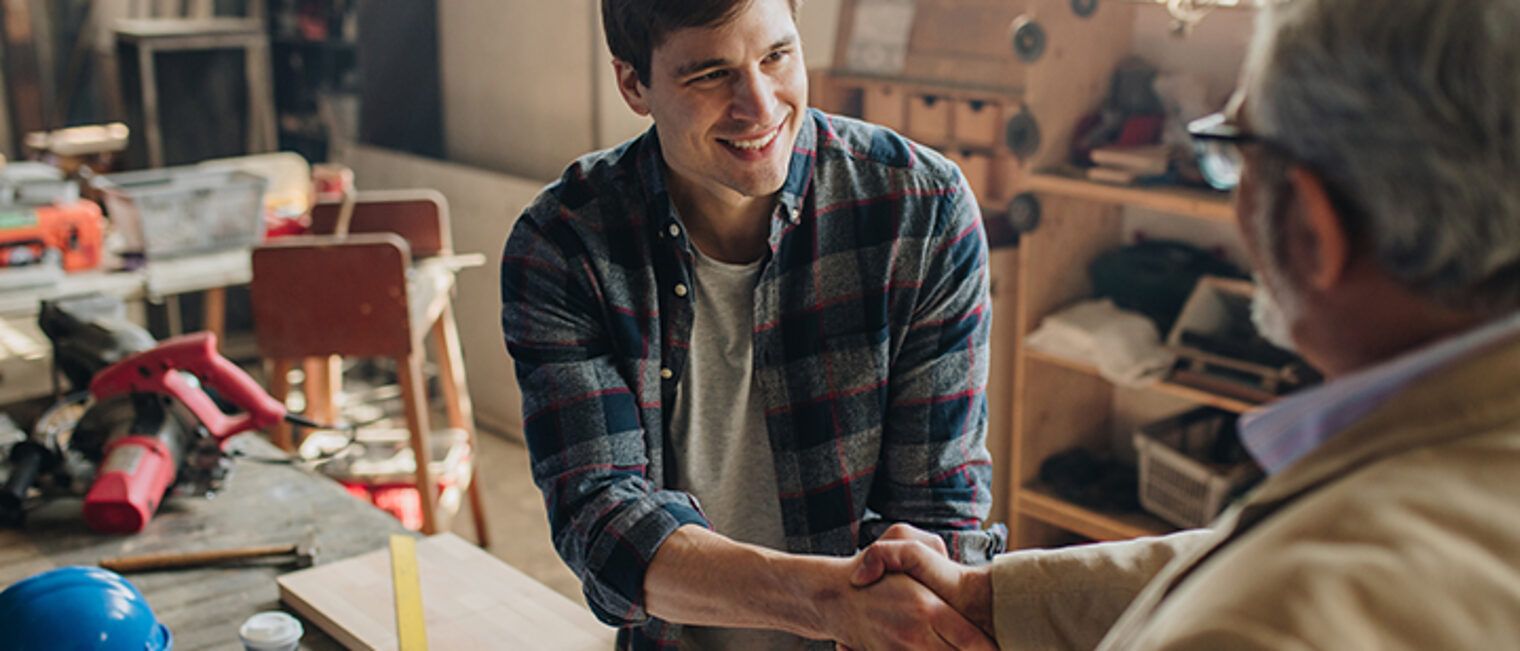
[250,190,488,545]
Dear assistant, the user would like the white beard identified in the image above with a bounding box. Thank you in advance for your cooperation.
[1250,272,1300,352]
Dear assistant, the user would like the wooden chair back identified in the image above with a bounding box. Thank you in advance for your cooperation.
[309,189,452,258]
[250,233,415,359]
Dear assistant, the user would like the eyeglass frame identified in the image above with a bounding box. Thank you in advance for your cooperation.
[1187,111,1368,234]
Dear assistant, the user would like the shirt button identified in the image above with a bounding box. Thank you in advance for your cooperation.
[667,223,681,238]
[788,207,801,224]
[674,283,689,297]
[660,368,673,380]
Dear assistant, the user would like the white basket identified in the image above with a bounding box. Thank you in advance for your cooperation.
[1134,407,1259,529]
[95,166,268,259]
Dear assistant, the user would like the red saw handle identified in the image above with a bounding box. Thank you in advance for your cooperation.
[88,332,287,442]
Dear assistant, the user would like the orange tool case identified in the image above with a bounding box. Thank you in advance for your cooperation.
[0,200,104,271]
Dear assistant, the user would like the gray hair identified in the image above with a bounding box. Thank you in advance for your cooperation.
[1244,0,1520,314]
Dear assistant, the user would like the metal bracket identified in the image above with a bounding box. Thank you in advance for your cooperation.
[1010,16,1047,63]
[1006,193,1042,234]
[1004,109,1042,160]
[1071,0,1099,18]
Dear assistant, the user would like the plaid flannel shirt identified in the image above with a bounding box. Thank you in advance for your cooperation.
[500,109,1006,649]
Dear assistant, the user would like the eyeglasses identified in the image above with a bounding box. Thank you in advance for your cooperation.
[1188,111,1368,227]
[1186,112,1263,191]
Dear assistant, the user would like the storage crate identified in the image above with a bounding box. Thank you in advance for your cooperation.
[1133,407,1260,528]
[95,166,268,259]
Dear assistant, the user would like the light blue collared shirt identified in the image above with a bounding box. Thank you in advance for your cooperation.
[1240,310,1520,474]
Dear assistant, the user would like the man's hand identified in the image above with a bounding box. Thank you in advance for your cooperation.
[851,524,997,640]
[643,525,994,649]
[818,571,997,650]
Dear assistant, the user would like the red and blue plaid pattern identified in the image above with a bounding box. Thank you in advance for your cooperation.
[501,110,1006,649]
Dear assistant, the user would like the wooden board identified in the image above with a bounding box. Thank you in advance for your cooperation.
[278,533,614,651]
[985,248,1020,525]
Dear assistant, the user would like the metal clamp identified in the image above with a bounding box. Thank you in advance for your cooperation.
[1004,109,1042,160]
[1010,16,1047,63]
[1005,193,1042,234]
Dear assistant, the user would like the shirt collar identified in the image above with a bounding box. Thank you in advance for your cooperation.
[1240,310,1520,474]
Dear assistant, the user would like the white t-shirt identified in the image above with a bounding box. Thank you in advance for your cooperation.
[671,245,808,651]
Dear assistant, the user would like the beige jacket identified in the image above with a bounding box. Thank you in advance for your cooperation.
[993,336,1520,650]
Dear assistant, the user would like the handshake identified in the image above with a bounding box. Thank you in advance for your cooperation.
[644,522,1005,650]
[831,523,998,650]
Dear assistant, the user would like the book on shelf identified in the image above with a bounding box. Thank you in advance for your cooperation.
[1087,165,1141,185]
[1091,144,1173,176]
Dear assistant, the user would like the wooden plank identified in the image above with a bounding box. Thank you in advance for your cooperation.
[1025,171,1236,223]
[1023,349,1259,414]
[1009,192,1124,546]
[985,248,1019,524]
[1013,193,1125,341]
[1018,482,1171,542]
[279,533,615,651]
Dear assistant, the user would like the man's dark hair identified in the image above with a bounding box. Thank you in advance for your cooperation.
[602,0,800,87]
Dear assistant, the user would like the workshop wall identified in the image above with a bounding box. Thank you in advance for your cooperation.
[437,0,842,182]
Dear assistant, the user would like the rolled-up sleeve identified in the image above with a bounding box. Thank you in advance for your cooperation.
[992,530,1215,650]
[501,202,709,626]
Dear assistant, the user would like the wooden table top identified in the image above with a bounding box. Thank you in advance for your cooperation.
[0,434,407,650]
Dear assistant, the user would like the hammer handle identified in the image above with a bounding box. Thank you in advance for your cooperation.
[100,543,296,573]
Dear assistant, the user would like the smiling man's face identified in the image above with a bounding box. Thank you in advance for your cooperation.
[616,0,808,205]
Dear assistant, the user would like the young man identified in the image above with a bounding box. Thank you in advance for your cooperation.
[500,0,1004,648]
[852,0,1520,648]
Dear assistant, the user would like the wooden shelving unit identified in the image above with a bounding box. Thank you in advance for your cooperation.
[824,0,1259,548]
[1008,169,1255,548]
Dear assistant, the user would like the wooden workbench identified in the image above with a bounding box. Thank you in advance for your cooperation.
[0,433,404,650]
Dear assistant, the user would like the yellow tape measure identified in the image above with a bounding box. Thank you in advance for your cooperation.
[389,535,428,651]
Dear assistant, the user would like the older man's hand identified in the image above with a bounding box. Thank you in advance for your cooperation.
[849,524,997,641]
[822,570,998,651]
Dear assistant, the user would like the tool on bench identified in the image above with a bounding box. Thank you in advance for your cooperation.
[100,532,319,573]
[0,294,355,533]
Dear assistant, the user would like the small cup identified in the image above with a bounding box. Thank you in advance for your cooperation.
[239,611,303,651]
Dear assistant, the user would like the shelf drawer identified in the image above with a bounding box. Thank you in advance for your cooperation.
[862,85,907,132]
[946,149,992,204]
[906,94,953,147]
[953,100,1003,149]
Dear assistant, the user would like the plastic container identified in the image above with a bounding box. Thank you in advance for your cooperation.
[94,166,268,259]
[239,611,303,651]
[1133,407,1261,528]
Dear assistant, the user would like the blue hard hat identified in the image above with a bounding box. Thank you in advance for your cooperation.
[0,566,172,651]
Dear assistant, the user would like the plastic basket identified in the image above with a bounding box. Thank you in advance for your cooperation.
[95,166,268,259]
[1133,407,1260,528]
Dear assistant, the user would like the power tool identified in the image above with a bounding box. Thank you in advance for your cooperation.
[0,296,331,533]
[76,330,288,532]
[0,200,105,271]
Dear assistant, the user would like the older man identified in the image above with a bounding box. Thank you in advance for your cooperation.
[854,0,1520,648]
